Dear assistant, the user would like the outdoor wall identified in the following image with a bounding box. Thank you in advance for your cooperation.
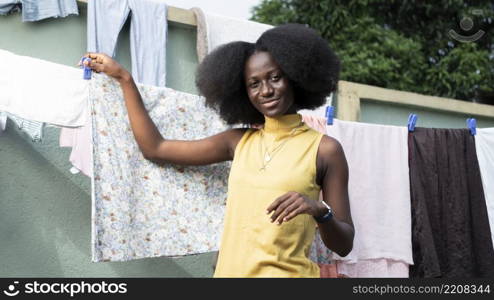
[1,2,494,278]
[334,81,494,128]
[360,100,494,128]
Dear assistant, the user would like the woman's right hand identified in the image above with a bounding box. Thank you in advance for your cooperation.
[81,52,131,83]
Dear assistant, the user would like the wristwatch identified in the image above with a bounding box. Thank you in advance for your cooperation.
[314,201,333,223]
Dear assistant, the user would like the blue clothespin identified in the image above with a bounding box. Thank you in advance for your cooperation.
[325,105,334,125]
[80,57,92,80]
[408,113,418,132]
[467,118,477,135]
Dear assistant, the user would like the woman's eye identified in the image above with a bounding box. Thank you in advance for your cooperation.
[271,75,280,81]
[249,82,259,88]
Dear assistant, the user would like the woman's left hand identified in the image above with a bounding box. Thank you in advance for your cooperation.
[266,191,325,225]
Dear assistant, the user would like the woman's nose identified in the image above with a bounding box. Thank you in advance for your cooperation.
[260,82,274,97]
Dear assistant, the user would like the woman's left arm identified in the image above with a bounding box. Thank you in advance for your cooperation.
[266,135,354,257]
[314,135,354,257]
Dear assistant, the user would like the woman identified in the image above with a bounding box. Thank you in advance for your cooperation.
[83,23,354,277]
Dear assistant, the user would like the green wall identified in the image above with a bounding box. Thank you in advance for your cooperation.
[360,99,494,128]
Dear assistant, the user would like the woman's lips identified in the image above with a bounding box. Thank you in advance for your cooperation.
[261,98,280,109]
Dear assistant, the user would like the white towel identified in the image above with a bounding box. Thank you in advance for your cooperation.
[0,49,88,127]
[326,119,413,265]
[191,8,272,61]
[206,13,272,52]
[475,128,494,245]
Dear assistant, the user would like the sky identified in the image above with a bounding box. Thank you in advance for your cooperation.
[162,0,264,20]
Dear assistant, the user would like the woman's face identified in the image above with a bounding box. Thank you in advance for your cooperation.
[244,51,296,117]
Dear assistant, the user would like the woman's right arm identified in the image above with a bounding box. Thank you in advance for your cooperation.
[84,53,245,165]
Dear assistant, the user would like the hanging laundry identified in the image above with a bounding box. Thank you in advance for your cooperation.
[190,7,273,62]
[62,0,169,176]
[0,49,88,127]
[59,114,92,177]
[0,112,44,142]
[334,259,409,278]
[309,228,334,265]
[302,115,326,132]
[302,115,413,278]
[318,263,346,278]
[0,0,78,22]
[409,127,494,278]
[475,128,494,246]
[90,74,230,262]
[87,0,168,87]
[297,95,333,119]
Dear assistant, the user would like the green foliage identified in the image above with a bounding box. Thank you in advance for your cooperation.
[424,43,494,100]
[332,17,427,93]
[251,0,494,102]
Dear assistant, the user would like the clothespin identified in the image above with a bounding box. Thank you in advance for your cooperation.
[80,57,92,80]
[467,118,477,135]
[408,113,418,132]
[325,105,334,125]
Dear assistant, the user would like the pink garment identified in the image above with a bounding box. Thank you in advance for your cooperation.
[59,120,92,177]
[302,115,326,132]
[302,114,412,278]
[335,259,409,278]
[318,263,347,278]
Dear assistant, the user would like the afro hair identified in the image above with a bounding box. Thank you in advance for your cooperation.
[195,23,340,125]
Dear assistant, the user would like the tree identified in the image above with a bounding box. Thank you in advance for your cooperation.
[251,0,494,103]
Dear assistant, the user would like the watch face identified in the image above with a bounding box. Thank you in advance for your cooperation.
[322,201,331,213]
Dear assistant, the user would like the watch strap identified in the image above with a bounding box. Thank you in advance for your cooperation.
[314,201,333,223]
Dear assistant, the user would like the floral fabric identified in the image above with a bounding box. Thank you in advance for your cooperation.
[90,74,230,262]
[309,222,334,264]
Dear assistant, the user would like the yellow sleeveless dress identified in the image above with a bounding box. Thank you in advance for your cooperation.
[214,113,324,277]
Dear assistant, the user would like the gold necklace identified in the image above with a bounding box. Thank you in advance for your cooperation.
[259,123,304,171]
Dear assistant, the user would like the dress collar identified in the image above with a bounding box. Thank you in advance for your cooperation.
[263,114,303,133]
